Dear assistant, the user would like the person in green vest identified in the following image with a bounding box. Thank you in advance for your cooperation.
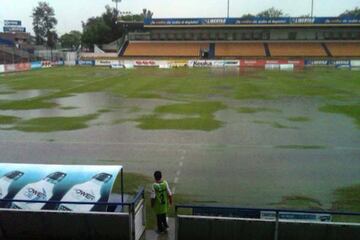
[151,170,173,233]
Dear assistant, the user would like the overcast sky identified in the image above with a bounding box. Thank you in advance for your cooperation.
[0,0,359,35]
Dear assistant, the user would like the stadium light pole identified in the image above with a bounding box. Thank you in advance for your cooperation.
[227,0,230,18]
[112,0,121,11]
[311,0,314,17]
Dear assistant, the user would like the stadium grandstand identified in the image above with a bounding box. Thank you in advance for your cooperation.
[0,32,39,64]
[112,17,360,59]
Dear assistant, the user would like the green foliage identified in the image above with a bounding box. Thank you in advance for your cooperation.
[257,7,285,18]
[32,2,57,46]
[81,6,153,47]
[241,13,256,18]
[82,17,111,47]
[120,8,153,21]
[339,7,360,18]
[82,5,122,47]
[60,31,82,49]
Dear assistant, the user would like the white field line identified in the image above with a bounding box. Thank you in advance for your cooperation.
[0,140,358,151]
[172,150,186,194]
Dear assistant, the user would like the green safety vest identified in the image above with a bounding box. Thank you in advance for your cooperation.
[153,181,170,214]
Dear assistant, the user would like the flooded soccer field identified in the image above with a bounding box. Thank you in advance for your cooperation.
[0,66,359,210]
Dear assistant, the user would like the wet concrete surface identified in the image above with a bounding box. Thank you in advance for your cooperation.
[145,218,175,240]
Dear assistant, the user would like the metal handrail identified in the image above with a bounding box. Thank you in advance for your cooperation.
[0,188,145,208]
[175,204,360,217]
[131,187,145,206]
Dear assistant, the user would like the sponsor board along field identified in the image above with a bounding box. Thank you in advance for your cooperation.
[0,66,359,217]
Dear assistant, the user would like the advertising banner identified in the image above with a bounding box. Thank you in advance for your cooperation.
[65,61,76,66]
[261,211,331,222]
[240,59,304,68]
[265,64,280,70]
[305,60,329,66]
[15,63,31,72]
[240,60,266,67]
[31,61,42,69]
[4,20,22,26]
[188,60,240,68]
[351,60,360,67]
[285,60,304,67]
[42,61,52,68]
[223,60,240,67]
[146,17,360,26]
[0,163,122,212]
[51,60,65,66]
[188,60,215,68]
[168,60,188,68]
[133,60,163,67]
[95,60,120,66]
[305,59,350,67]
[3,26,26,33]
[111,62,125,69]
[4,64,16,73]
[330,60,351,68]
[0,65,4,73]
[77,60,95,66]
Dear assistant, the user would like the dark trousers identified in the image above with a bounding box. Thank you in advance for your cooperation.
[156,213,169,231]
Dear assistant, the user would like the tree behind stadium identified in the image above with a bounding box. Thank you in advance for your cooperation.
[32,2,58,47]
[339,7,360,18]
[257,7,285,18]
[81,6,152,48]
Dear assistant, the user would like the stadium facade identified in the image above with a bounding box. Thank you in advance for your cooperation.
[119,17,360,59]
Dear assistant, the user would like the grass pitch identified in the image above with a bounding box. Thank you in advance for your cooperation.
[0,67,359,132]
[0,66,359,217]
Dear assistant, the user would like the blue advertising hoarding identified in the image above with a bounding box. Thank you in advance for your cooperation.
[305,59,351,67]
[0,163,122,212]
[31,61,42,69]
[4,20,22,26]
[3,26,26,33]
[77,60,95,66]
[145,17,360,26]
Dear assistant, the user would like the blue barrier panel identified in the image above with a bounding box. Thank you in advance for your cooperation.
[193,206,261,218]
[305,59,351,67]
[77,60,95,66]
[31,61,42,69]
[145,17,360,25]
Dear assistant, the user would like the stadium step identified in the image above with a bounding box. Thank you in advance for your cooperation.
[145,218,175,240]
[264,43,271,57]
[321,43,333,57]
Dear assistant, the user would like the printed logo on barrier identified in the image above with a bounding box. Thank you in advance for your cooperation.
[135,60,157,66]
[42,61,52,68]
[24,187,47,200]
[75,189,95,201]
[78,60,94,66]
[191,60,213,67]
